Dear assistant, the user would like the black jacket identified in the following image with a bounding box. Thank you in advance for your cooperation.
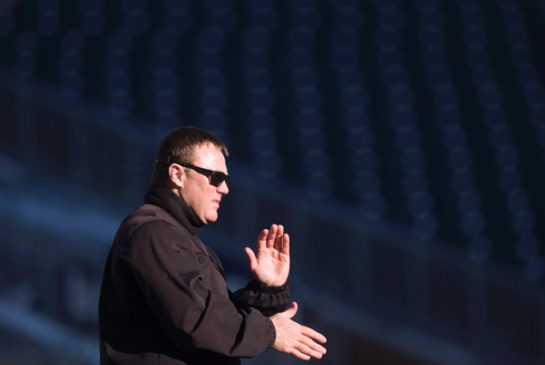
[99,186,290,364]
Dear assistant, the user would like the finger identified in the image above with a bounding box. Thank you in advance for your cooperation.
[296,341,325,360]
[267,224,278,248]
[274,225,284,250]
[257,229,268,250]
[301,326,327,344]
[301,336,327,356]
[289,348,311,361]
[244,247,257,271]
[282,233,290,256]
[283,301,298,318]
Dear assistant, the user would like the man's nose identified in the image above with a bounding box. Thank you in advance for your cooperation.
[218,181,229,195]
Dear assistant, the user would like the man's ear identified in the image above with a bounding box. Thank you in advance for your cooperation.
[168,164,185,188]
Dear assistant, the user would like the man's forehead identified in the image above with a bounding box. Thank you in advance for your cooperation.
[191,142,225,157]
[191,143,228,168]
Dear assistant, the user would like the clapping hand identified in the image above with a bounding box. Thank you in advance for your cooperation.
[270,302,327,360]
[245,224,290,287]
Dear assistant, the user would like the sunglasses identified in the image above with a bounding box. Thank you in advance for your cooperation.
[179,163,229,187]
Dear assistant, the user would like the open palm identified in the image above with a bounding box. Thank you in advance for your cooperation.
[245,224,290,286]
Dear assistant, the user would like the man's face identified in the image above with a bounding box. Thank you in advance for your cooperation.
[179,143,229,224]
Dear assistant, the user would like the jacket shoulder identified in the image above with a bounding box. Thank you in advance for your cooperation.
[115,204,191,250]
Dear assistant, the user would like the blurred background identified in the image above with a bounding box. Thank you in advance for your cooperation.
[0,0,544,364]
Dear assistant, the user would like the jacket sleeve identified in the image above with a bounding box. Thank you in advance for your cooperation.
[230,282,290,317]
[204,246,290,317]
[121,221,275,358]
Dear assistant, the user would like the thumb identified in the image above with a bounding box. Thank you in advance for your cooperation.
[244,247,257,271]
[283,301,298,318]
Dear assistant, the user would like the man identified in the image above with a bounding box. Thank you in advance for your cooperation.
[99,127,327,364]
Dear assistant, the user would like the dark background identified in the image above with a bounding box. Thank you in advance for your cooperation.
[0,0,544,364]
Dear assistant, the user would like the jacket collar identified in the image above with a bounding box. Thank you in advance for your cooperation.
[144,185,205,235]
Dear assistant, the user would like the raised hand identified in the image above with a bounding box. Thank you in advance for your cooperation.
[244,224,290,287]
[270,302,327,361]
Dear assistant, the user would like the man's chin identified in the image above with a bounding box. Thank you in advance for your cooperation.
[205,213,218,223]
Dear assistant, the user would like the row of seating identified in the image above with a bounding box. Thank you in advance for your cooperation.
[0,0,544,281]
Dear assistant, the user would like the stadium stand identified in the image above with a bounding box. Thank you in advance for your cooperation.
[0,0,544,364]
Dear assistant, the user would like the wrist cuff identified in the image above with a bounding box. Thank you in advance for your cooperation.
[247,281,288,293]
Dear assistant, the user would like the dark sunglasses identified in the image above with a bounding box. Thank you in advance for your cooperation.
[179,163,229,187]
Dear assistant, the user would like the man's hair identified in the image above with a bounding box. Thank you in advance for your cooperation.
[151,126,229,187]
